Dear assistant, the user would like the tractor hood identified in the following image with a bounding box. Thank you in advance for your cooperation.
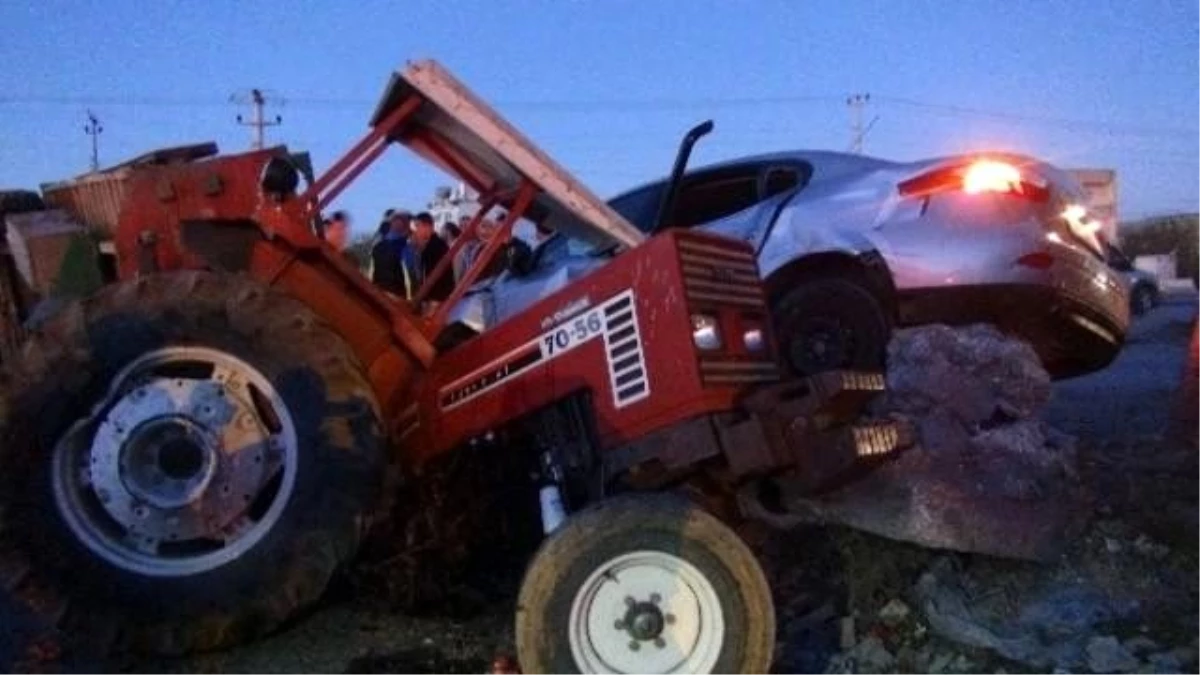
[371,60,646,250]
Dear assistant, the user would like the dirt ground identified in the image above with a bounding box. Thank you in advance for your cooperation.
[2,292,1196,674]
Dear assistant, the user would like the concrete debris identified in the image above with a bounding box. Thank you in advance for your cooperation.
[787,324,1085,560]
[877,598,911,626]
[1086,636,1140,674]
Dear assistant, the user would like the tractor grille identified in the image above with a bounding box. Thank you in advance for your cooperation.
[678,239,766,311]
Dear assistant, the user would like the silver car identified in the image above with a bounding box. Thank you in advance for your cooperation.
[455,150,1130,378]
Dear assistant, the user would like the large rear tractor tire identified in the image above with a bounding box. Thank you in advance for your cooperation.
[515,494,775,674]
[774,276,890,377]
[0,271,385,654]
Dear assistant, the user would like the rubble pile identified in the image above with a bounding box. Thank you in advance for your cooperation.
[791,324,1086,560]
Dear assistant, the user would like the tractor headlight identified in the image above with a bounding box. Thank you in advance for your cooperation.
[743,326,766,353]
[691,314,722,350]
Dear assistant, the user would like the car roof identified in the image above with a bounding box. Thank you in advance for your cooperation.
[608,149,900,199]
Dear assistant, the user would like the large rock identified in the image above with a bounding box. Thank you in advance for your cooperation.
[786,324,1084,560]
[879,324,1052,424]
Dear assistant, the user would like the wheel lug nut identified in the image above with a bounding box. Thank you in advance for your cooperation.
[650,592,662,604]
[654,638,666,649]
[624,596,635,607]
[613,619,625,630]
[665,613,676,625]
[628,641,640,652]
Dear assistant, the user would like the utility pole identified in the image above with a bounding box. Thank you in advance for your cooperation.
[84,110,103,171]
[232,88,282,150]
[846,93,877,154]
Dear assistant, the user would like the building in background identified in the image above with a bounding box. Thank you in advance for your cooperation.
[427,183,481,235]
[1067,169,1118,242]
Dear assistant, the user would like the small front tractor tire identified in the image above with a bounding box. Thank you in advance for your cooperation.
[515,494,775,674]
[0,271,385,654]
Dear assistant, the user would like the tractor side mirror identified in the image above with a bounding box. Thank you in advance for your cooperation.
[505,238,535,277]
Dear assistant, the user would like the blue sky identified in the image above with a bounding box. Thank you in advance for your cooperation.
[1,0,1196,235]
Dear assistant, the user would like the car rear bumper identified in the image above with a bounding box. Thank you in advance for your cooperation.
[898,252,1129,378]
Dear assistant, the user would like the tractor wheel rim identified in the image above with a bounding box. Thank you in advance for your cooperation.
[568,550,725,674]
[52,347,299,577]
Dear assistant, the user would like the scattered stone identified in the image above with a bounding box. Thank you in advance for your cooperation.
[1132,534,1169,559]
[846,635,896,674]
[838,616,856,650]
[1161,645,1199,668]
[1145,651,1183,674]
[1124,636,1160,656]
[824,653,855,674]
[1086,636,1140,674]
[877,598,912,626]
[928,650,955,673]
[949,653,975,673]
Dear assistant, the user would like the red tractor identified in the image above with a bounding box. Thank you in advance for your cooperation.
[0,61,908,672]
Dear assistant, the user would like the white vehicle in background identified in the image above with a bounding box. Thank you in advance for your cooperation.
[1106,243,1160,315]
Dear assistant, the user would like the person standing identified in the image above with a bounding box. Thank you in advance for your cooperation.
[324,210,360,267]
[371,210,417,298]
[412,211,454,302]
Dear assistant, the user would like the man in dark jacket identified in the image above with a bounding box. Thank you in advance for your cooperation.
[371,210,416,298]
[412,212,454,302]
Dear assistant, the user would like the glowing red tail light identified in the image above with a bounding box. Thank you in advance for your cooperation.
[899,159,1049,201]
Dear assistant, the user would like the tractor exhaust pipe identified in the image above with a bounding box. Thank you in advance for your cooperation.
[653,120,714,233]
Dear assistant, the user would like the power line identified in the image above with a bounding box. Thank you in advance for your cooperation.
[1,90,1194,138]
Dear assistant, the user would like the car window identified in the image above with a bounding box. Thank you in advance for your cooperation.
[608,183,664,234]
[763,166,800,197]
[672,170,761,227]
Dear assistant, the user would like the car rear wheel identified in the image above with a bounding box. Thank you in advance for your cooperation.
[774,276,890,376]
[0,271,384,654]
[515,494,774,674]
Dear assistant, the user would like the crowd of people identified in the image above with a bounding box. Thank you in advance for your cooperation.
[319,207,509,308]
